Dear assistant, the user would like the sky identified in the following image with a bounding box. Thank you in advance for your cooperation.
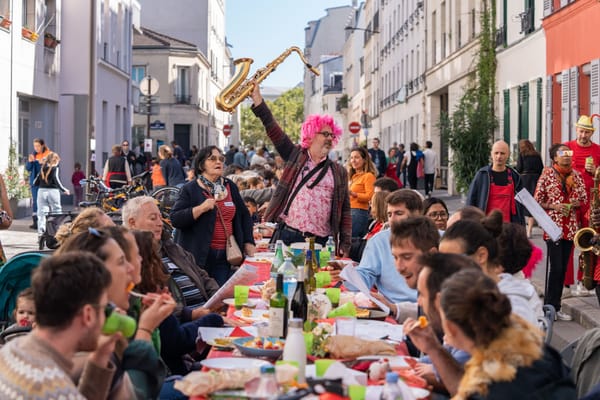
[226,0,352,89]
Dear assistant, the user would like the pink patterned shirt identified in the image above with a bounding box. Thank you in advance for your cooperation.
[283,157,334,237]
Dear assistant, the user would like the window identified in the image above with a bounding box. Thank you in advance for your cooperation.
[22,0,35,29]
[43,0,57,38]
[131,66,146,84]
[457,19,462,48]
[359,57,364,76]
[0,0,10,19]
[471,8,476,39]
[176,67,190,104]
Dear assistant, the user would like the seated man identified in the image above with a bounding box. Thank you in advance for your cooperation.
[0,252,117,399]
[405,253,478,396]
[122,196,220,322]
[344,189,422,320]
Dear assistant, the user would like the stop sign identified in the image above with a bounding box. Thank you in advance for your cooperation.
[223,124,232,137]
[349,121,361,134]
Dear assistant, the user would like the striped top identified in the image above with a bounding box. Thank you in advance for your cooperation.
[162,256,206,310]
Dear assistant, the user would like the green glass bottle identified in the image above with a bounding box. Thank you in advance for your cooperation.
[304,249,316,294]
[308,237,319,270]
[268,273,288,338]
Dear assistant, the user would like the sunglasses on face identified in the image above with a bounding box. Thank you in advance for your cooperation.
[557,150,573,157]
[207,155,225,162]
[317,131,335,139]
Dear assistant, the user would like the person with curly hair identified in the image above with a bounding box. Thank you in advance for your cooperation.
[347,147,377,237]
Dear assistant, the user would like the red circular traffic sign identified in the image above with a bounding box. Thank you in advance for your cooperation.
[349,121,361,134]
[223,124,232,137]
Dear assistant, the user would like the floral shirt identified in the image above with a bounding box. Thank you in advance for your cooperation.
[534,167,587,240]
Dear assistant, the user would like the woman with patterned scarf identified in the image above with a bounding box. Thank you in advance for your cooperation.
[170,146,255,286]
[534,143,587,321]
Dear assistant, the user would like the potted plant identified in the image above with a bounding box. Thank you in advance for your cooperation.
[21,26,38,42]
[44,32,59,49]
[0,15,11,30]
[3,142,31,219]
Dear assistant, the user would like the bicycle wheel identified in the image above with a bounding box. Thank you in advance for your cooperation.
[151,186,180,214]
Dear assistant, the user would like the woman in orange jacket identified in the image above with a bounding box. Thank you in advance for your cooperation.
[347,147,377,238]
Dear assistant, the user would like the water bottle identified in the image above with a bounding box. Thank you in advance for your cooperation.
[251,365,280,399]
[278,257,297,300]
[380,372,403,400]
[326,235,336,260]
[282,318,306,384]
[271,240,285,276]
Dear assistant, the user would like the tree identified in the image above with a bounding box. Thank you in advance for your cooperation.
[241,87,305,149]
[440,0,498,194]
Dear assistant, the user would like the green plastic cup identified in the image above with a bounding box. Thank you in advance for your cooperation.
[315,271,332,288]
[348,385,366,400]
[102,312,137,338]
[303,332,314,355]
[315,359,336,377]
[327,301,357,318]
[325,288,341,307]
[234,285,249,307]
[319,250,331,267]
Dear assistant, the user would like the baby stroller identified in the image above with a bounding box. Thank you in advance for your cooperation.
[39,211,78,250]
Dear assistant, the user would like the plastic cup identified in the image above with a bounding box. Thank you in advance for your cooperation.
[327,301,357,318]
[325,288,341,307]
[234,285,249,307]
[315,359,336,377]
[319,250,331,267]
[102,312,137,338]
[348,384,366,400]
[315,271,332,288]
[303,332,314,355]
[335,317,356,336]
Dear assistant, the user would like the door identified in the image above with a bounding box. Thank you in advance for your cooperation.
[173,124,191,156]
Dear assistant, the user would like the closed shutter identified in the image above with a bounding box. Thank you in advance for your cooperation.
[591,59,600,131]
[536,78,543,152]
[503,89,510,143]
[560,0,568,7]
[570,66,579,141]
[561,69,570,143]
[543,0,553,17]
[546,75,553,157]
[519,83,530,141]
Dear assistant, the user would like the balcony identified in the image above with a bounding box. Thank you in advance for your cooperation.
[174,94,191,104]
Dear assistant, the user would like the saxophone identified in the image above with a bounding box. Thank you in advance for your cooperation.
[574,166,600,290]
[215,46,320,113]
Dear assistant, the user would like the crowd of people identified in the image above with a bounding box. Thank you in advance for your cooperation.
[1,80,600,399]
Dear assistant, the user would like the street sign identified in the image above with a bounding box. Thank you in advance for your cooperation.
[223,124,232,137]
[140,76,159,96]
[150,120,165,130]
[349,121,361,134]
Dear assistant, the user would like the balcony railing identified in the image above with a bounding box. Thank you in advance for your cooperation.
[174,94,191,104]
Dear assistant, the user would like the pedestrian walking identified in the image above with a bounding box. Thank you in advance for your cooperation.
[423,141,438,197]
[34,152,70,239]
[103,145,131,189]
[25,138,51,230]
[368,138,387,178]
[71,162,85,209]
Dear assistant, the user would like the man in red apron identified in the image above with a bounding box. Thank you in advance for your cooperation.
[465,140,524,224]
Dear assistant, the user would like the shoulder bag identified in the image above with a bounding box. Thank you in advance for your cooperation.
[216,206,244,266]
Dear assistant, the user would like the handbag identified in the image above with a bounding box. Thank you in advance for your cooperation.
[216,207,244,266]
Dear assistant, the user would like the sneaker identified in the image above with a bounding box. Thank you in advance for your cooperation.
[556,311,573,321]
[572,283,593,297]
[561,287,572,299]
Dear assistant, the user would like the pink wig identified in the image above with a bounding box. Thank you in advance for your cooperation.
[300,114,343,149]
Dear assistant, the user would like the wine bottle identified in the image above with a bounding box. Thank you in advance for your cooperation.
[271,240,285,276]
[304,249,316,294]
[308,236,320,269]
[290,267,308,322]
[269,273,288,338]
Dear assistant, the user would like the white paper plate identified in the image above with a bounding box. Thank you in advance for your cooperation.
[222,298,260,307]
[355,355,411,368]
[200,357,271,370]
[366,385,430,400]
[233,308,269,322]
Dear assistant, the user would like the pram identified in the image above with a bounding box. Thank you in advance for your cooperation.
[39,211,78,250]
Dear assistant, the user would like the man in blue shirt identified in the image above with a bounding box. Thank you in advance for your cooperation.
[368,138,387,177]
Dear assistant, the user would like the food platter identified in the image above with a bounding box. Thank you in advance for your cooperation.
[232,337,285,359]
[233,308,269,323]
[200,357,271,370]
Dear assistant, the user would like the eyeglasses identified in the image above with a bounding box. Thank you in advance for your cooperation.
[557,150,573,157]
[207,155,225,162]
[122,143,129,147]
[317,131,335,139]
[427,211,448,219]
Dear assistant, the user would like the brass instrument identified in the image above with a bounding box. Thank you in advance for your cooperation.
[215,46,320,113]
[575,165,600,289]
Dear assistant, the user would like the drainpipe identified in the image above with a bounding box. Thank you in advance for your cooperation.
[87,0,96,178]
[9,0,13,145]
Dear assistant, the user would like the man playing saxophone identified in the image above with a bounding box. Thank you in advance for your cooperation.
[249,83,352,256]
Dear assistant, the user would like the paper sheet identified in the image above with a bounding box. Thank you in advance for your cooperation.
[203,264,258,310]
[339,266,390,314]
[515,188,562,242]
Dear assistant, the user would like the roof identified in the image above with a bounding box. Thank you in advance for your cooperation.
[133,27,197,50]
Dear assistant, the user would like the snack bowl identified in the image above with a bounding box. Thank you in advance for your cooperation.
[232,337,285,359]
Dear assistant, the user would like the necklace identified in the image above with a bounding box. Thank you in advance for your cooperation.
[198,175,228,201]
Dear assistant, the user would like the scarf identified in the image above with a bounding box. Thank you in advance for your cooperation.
[553,164,574,196]
[198,175,227,199]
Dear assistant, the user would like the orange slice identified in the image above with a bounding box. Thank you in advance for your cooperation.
[418,316,428,328]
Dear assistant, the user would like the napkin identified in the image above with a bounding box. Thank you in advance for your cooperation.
[328,301,357,318]
[229,326,252,337]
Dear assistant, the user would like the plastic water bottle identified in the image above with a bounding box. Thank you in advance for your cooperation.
[282,318,307,384]
[278,257,297,300]
[326,236,336,260]
[380,372,403,400]
[271,240,285,276]
[251,365,280,399]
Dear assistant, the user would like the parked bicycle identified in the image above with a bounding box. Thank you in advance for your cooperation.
[79,171,150,212]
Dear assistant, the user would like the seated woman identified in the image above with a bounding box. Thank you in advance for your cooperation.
[57,228,174,399]
[54,207,115,246]
[349,191,388,262]
[440,269,576,399]
[439,210,539,325]
[423,197,449,232]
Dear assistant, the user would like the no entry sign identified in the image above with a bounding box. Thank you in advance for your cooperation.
[349,121,361,134]
[223,124,232,137]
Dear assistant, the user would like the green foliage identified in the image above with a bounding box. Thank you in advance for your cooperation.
[241,87,305,148]
[440,0,498,194]
[3,141,30,200]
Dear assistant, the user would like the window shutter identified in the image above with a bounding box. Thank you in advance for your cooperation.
[561,69,570,143]
[591,59,600,131]
[570,66,579,141]
[560,0,568,7]
[546,75,553,155]
[519,83,530,141]
[503,89,510,143]
[543,0,553,17]
[536,78,543,151]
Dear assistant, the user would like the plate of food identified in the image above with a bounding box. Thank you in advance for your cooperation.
[356,307,389,320]
[222,298,261,308]
[205,337,237,351]
[200,357,272,370]
[232,337,285,359]
[233,307,270,323]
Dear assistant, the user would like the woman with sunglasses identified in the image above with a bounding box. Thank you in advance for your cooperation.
[347,147,377,238]
[58,228,175,399]
[171,145,255,286]
[534,143,587,321]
